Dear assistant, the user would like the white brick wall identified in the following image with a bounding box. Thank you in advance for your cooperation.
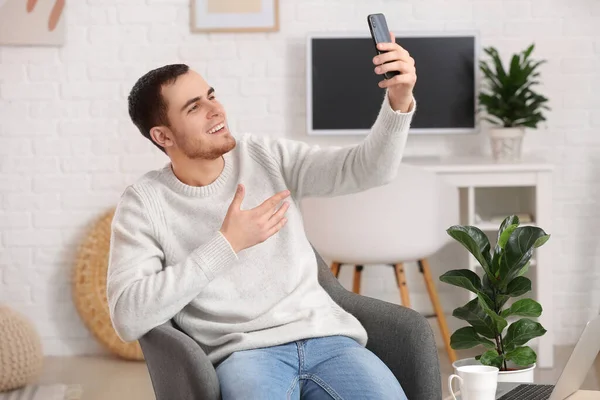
[1,0,599,355]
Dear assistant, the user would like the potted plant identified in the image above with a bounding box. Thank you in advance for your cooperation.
[440,215,550,383]
[478,44,550,161]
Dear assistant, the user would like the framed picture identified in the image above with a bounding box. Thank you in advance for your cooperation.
[0,0,66,46]
[191,0,279,33]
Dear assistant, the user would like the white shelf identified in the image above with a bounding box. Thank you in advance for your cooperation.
[475,221,538,231]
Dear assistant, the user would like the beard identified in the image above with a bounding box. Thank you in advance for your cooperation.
[175,128,236,160]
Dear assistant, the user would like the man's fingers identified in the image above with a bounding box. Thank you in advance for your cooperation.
[268,201,290,224]
[257,189,291,214]
[230,184,245,209]
[378,73,417,88]
[26,0,38,12]
[373,48,411,65]
[49,0,65,31]
[265,217,288,240]
[375,60,414,76]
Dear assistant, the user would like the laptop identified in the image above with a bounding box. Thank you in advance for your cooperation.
[494,314,600,400]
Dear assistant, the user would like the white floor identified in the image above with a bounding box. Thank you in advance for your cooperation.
[33,346,600,400]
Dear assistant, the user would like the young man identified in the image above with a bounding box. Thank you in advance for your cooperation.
[107,37,417,399]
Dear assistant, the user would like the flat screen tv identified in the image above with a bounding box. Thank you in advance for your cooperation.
[306,32,479,135]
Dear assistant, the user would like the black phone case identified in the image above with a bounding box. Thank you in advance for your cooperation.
[368,13,400,80]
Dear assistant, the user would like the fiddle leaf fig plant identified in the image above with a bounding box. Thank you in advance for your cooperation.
[440,215,550,371]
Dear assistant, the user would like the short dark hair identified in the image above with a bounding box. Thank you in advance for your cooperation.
[128,64,190,153]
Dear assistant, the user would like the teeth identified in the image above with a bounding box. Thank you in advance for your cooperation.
[208,123,224,134]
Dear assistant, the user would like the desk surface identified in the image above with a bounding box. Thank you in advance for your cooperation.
[569,391,600,399]
[404,155,554,173]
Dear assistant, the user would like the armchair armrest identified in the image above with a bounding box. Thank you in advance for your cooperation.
[138,321,220,400]
[313,244,442,399]
[338,292,442,400]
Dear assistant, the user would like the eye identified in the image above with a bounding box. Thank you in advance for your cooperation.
[188,104,199,113]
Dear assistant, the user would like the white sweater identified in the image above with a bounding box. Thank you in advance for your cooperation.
[107,92,415,365]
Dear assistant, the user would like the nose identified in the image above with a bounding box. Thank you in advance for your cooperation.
[206,104,222,119]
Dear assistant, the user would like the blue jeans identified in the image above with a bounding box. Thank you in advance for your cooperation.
[216,335,408,400]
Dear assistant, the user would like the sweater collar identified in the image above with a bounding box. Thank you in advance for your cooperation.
[160,151,234,197]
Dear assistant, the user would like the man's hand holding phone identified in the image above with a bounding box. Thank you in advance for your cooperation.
[373,32,417,113]
[220,184,290,254]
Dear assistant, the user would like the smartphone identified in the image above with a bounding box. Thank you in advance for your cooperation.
[367,13,400,80]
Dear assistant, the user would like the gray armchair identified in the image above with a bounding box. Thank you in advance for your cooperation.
[139,246,442,400]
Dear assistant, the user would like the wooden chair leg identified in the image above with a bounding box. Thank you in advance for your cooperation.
[419,258,457,364]
[352,265,363,294]
[394,263,411,307]
[330,262,341,278]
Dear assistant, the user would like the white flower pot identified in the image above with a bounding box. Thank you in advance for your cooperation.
[453,357,535,383]
[489,127,525,161]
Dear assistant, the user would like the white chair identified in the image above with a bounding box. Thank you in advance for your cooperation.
[300,163,459,363]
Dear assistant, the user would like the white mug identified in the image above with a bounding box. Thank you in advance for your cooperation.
[448,365,499,400]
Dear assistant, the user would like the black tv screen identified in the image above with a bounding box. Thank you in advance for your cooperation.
[307,34,478,135]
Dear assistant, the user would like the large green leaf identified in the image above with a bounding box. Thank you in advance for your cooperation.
[499,226,550,286]
[480,349,505,369]
[501,299,542,319]
[477,293,508,334]
[440,269,482,295]
[491,216,520,277]
[505,276,532,297]
[446,226,493,278]
[515,261,531,278]
[505,346,537,367]
[504,319,547,351]
[450,327,496,350]
[481,275,496,304]
[453,299,497,339]
[497,215,519,249]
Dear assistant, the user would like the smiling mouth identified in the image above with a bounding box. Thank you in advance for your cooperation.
[207,123,226,135]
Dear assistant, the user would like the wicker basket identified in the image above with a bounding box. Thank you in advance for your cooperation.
[72,208,144,361]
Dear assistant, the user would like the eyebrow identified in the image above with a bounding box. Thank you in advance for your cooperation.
[180,87,215,112]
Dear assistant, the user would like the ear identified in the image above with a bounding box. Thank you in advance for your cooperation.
[150,126,174,149]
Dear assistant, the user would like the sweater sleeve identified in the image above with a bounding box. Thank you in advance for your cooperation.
[106,185,238,342]
[247,91,415,199]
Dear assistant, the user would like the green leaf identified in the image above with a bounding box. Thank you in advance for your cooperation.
[492,231,518,278]
[515,261,531,278]
[504,319,547,351]
[477,293,508,334]
[505,346,537,367]
[446,226,493,278]
[501,299,542,318]
[481,274,496,302]
[491,216,520,277]
[499,226,550,286]
[522,43,535,60]
[452,299,497,339]
[480,349,505,369]
[450,327,496,350]
[439,269,483,294]
[534,234,550,248]
[497,215,520,249]
[505,276,532,297]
